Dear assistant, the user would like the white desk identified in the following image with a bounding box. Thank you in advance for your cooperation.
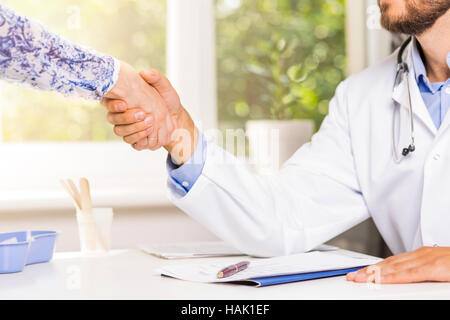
[1,249,450,300]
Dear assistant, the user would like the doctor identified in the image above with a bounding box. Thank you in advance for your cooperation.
[104,0,450,284]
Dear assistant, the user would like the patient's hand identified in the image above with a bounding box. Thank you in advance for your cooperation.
[103,62,174,149]
[104,69,198,165]
[346,246,450,284]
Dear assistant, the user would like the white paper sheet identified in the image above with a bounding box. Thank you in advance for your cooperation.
[157,251,382,283]
[140,242,339,260]
[139,241,244,259]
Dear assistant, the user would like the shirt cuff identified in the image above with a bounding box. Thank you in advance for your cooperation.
[167,132,207,196]
[102,57,121,98]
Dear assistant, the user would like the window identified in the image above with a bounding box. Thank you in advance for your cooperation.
[216,0,347,132]
[0,0,169,210]
[0,0,389,211]
[0,0,166,142]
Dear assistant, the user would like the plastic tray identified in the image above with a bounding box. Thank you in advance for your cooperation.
[0,231,58,274]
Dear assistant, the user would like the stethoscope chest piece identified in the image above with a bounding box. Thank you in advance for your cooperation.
[402,144,416,157]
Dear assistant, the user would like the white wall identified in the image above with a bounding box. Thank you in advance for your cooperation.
[167,0,217,130]
[0,206,219,252]
[0,206,389,256]
[346,0,392,75]
[365,0,392,66]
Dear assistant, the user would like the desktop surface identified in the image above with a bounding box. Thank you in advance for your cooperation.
[1,249,449,300]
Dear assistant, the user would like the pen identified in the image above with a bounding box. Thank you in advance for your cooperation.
[217,261,250,279]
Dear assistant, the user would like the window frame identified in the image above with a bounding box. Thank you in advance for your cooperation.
[346,0,392,75]
[0,0,392,211]
[0,0,217,211]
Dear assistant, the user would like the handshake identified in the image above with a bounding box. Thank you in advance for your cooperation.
[102,61,198,165]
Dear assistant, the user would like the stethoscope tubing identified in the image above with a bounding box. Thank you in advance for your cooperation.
[392,36,415,163]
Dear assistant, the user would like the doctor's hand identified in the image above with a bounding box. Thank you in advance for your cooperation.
[102,62,174,149]
[104,69,199,165]
[346,247,450,284]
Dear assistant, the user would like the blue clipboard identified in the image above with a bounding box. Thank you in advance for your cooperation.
[244,267,364,287]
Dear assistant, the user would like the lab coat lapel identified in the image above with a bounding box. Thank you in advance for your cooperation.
[435,92,450,136]
[392,45,437,137]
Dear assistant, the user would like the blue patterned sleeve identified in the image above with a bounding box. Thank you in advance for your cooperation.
[0,4,119,100]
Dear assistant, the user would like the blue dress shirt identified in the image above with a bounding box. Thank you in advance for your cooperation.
[411,39,450,129]
[167,132,207,197]
[168,40,450,195]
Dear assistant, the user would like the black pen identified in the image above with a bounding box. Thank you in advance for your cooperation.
[217,261,250,279]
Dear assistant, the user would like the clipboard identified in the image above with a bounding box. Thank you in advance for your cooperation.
[157,251,381,287]
[245,267,363,287]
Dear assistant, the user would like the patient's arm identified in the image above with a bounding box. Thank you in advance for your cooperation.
[0,4,118,100]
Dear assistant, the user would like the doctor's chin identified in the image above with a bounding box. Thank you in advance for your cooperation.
[1,0,450,305]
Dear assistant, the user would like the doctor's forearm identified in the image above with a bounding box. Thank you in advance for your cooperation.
[164,107,199,166]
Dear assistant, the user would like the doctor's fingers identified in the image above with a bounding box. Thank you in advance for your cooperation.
[157,126,169,147]
[378,267,429,284]
[132,137,159,151]
[371,248,450,282]
[348,258,429,283]
[347,262,405,282]
[374,246,444,271]
[346,266,371,283]
[132,137,150,151]
[122,127,154,145]
[145,108,167,149]
[102,98,128,113]
[113,117,153,137]
[141,113,171,150]
[347,248,437,283]
[107,109,148,125]
[364,247,435,271]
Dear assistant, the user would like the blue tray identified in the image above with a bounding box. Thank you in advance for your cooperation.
[0,231,58,274]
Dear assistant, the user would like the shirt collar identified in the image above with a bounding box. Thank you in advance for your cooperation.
[447,51,450,69]
[411,38,449,93]
[411,38,428,84]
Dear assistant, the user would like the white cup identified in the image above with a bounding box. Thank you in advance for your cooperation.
[76,208,114,256]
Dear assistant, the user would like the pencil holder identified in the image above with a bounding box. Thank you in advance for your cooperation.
[76,208,113,256]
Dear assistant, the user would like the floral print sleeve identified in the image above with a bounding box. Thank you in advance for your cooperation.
[0,4,120,100]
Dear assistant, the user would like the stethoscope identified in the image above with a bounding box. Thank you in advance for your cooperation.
[392,36,415,163]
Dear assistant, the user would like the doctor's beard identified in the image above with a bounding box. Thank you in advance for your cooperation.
[379,0,450,35]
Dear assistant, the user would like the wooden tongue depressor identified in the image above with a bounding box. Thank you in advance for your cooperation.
[67,179,82,211]
[79,178,109,251]
[60,179,82,211]
[80,178,93,215]
[79,177,97,251]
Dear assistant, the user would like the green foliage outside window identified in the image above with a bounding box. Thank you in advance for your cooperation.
[216,0,346,131]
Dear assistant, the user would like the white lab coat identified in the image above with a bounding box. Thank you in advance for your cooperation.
[168,42,450,257]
